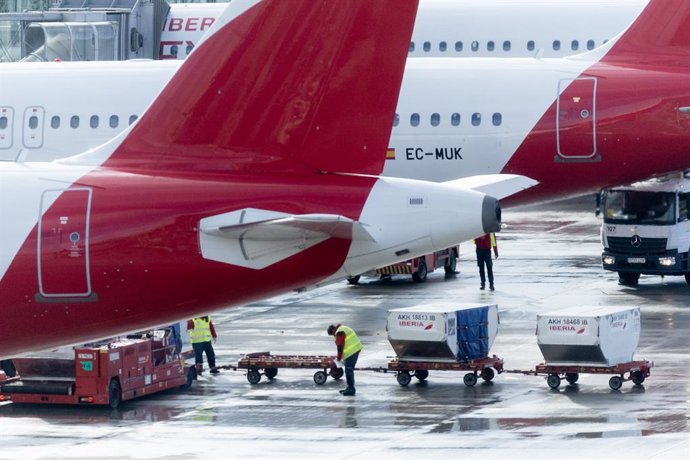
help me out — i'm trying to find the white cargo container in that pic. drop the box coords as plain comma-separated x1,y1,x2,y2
537,306,641,366
387,304,498,362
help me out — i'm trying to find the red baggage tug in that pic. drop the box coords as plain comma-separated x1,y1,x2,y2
0,328,196,409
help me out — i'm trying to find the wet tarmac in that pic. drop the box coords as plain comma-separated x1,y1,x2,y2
1,197,688,459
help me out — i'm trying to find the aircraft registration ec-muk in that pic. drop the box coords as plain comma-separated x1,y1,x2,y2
0,0,534,359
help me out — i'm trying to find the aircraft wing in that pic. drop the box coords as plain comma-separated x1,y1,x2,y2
443,174,538,200
199,209,374,270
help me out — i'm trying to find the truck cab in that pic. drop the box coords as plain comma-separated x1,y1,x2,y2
600,174,690,285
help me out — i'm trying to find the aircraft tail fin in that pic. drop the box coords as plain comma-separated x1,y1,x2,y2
100,0,418,176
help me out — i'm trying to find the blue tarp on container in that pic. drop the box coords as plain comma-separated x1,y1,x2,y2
456,306,489,361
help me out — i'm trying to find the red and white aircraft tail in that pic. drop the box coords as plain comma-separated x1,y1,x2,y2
1,0,524,358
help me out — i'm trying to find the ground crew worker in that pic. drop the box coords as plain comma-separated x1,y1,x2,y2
327,323,363,396
187,316,219,374
474,232,498,290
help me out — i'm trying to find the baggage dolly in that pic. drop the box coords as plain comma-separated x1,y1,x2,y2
387,355,504,387
528,360,654,390
236,352,343,385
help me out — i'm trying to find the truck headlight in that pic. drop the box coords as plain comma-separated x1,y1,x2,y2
659,256,676,266
602,255,615,265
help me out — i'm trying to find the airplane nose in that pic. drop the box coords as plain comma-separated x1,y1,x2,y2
482,195,501,233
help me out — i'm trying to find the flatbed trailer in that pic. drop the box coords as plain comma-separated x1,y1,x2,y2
385,355,505,387
234,352,344,385
505,360,654,390
0,328,196,408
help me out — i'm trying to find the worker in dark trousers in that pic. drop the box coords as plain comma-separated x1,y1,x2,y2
187,316,219,374
327,324,363,396
474,232,498,290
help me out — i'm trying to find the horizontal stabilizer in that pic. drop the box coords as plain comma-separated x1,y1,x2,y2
199,209,374,269
444,174,538,200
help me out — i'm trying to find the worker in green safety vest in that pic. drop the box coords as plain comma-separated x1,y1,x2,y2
327,324,363,396
187,316,219,374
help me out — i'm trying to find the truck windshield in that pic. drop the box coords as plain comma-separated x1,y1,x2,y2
603,191,676,225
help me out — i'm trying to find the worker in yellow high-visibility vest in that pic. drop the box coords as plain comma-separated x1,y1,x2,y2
327,324,363,396
187,316,219,374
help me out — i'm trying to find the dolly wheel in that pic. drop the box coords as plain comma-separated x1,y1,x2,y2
463,373,478,387
247,369,261,385
264,368,278,380
609,376,623,391
313,370,328,385
396,371,412,386
631,370,645,386
415,369,429,382
565,373,579,384
546,374,561,389
108,379,122,409
330,367,344,380
181,366,197,390
480,368,495,382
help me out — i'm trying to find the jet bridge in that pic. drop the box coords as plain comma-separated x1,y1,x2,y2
0,0,169,62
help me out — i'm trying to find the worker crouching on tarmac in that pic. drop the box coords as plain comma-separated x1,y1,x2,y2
187,316,219,374
327,324,363,396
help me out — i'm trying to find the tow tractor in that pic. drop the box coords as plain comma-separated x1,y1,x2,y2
348,246,459,284
0,326,196,409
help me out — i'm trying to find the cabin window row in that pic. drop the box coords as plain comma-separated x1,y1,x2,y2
49,115,139,130
394,112,503,128
409,39,601,53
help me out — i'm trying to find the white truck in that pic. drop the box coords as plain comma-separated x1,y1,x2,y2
600,174,690,285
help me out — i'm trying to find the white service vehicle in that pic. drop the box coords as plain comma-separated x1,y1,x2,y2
600,174,690,285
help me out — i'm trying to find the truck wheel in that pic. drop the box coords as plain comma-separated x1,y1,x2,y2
412,259,428,283
347,276,360,285
609,376,623,391
181,366,196,390
264,368,278,380
631,370,645,386
565,373,579,384
546,374,561,389
414,369,429,381
618,272,640,286
313,370,328,385
444,250,457,274
247,369,261,384
463,373,478,387
480,367,495,382
330,367,344,380
396,371,412,386
108,379,122,409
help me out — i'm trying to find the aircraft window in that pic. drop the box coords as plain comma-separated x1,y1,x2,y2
553,40,561,51
110,115,119,128
430,113,440,127
451,113,460,126
439,41,447,52
129,115,138,125
90,115,99,129
603,39,609,44
393,113,399,127
70,116,79,129
50,116,60,129
471,41,479,52
571,40,579,51
0,116,7,130
423,41,431,52
455,41,463,52
487,41,495,52
492,113,502,126
503,41,511,52
472,113,481,126
409,42,415,53
28,116,38,129
587,39,595,50
527,40,535,51
410,113,420,127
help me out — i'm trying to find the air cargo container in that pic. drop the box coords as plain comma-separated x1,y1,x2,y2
537,306,641,367
387,304,498,362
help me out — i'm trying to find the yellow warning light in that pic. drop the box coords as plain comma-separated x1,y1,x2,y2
572,96,581,103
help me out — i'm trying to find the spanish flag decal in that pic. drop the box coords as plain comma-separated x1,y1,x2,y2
386,148,396,160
